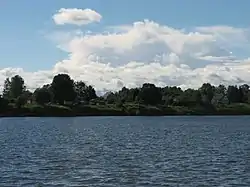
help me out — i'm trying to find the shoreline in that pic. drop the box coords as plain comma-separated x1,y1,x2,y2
1,103,250,118
1,112,250,118
1,114,250,118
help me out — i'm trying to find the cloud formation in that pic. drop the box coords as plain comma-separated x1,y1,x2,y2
1,10,250,94
53,8,102,26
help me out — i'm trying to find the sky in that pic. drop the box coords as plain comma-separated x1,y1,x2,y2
1,0,250,93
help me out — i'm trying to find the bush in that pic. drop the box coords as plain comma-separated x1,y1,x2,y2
16,95,27,108
0,97,9,112
34,88,52,105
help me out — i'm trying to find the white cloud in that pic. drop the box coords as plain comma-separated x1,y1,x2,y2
196,26,245,34
1,19,250,94
53,8,102,26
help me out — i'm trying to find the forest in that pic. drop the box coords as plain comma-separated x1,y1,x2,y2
1,73,250,116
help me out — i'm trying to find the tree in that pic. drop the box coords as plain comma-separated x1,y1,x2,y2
128,88,140,102
199,83,215,104
212,85,228,105
9,75,26,99
178,89,202,106
117,87,130,102
239,84,249,103
161,86,183,105
51,74,76,105
227,85,241,104
105,92,117,104
85,85,97,101
74,81,97,103
16,95,27,108
2,78,11,99
74,81,87,102
0,96,9,112
138,83,162,105
22,90,33,101
34,88,52,105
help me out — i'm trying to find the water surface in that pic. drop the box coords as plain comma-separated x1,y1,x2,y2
0,116,249,186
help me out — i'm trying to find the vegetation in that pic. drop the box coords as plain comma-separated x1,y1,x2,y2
1,73,250,117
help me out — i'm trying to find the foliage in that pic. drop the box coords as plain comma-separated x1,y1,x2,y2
51,74,76,104
16,95,27,108
177,89,202,106
74,81,97,103
138,83,162,105
3,75,26,100
0,96,9,111
161,86,183,105
199,83,215,104
227,85,241,104
34,87,52,105
1,73,250,116
2,78,11,99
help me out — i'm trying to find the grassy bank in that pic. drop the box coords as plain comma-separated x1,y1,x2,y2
1,103,250,117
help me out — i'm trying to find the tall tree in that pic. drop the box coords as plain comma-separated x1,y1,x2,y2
51,74,76,105
74,81,97,102
10,75,26,99
212,85,228,105
227,85,241,104
138,83,162,105
85,85,97,102
199,83,215,104
239,84,249,103
2,78,11,99
74,81,87,102
3,75,26,100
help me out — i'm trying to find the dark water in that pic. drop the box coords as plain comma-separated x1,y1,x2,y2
0,116,249,187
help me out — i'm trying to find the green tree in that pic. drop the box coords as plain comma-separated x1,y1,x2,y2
74,81,97,103
138,83,162,105
84,85,97,102
34,88,52,105
161,86,183,105
2,78,11,99
0,96,9,112
116,87,140,103
105,92,117,104
9,75,26,99
16,95,27,108
128,88,140,102
117,87,130,103
74,81,87,102
199,83,215,104
178,89,202,106
51,74,76,105
23,90,33,101
227,85,240,104
212,85,228,105
239,84,249,103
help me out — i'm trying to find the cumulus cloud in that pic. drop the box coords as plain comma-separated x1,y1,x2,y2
53,8,102,26
1,18,250,94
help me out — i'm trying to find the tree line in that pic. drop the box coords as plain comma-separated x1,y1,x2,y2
0,73,250,111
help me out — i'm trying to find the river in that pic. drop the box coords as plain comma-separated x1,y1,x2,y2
0,116,249,186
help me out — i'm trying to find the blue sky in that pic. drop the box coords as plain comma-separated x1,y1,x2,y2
1,0,250,91
1,0,249,70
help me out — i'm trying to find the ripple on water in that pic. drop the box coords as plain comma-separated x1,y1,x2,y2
0,116,249,186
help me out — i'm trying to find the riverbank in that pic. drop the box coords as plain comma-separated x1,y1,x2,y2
1,103,250,117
